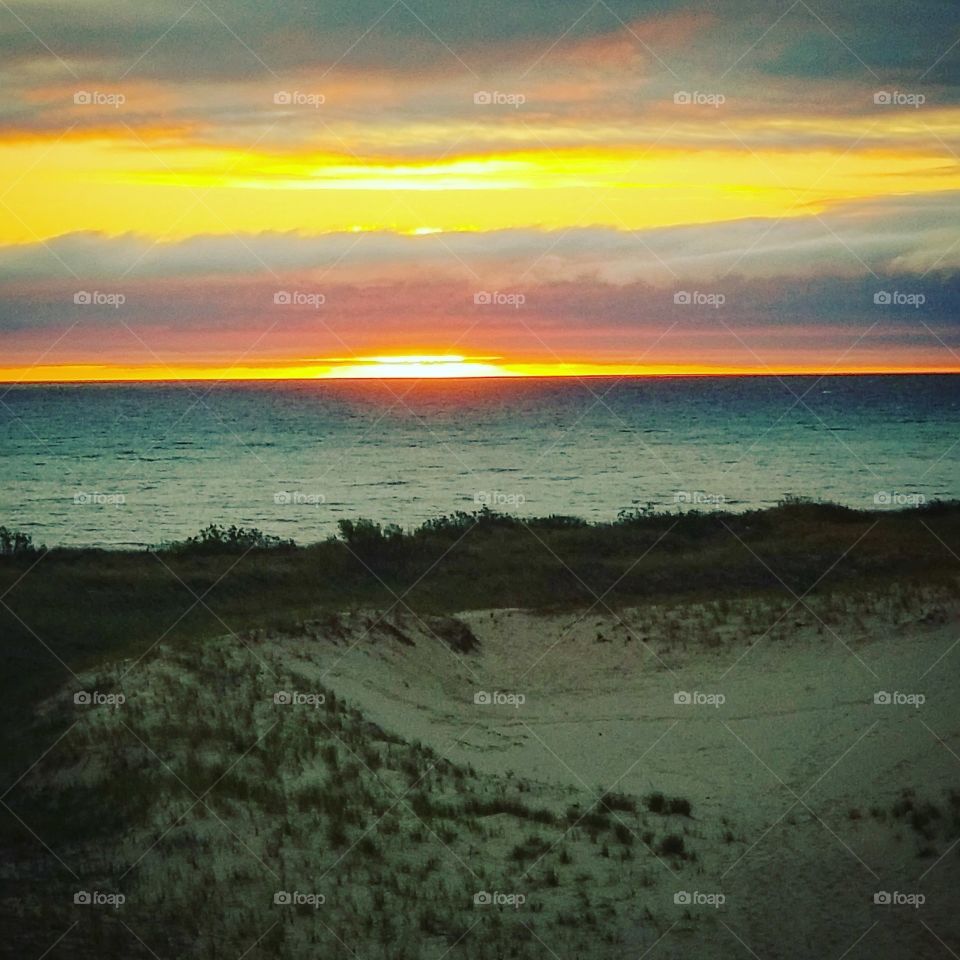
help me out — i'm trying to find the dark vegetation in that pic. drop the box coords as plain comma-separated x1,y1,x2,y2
2,638,696,958
872,787,960,856
1,500,958,800
1,501,957,956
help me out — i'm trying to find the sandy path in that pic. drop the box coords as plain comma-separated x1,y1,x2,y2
298,601,960,958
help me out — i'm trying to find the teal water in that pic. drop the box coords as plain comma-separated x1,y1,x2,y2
1,374,957,546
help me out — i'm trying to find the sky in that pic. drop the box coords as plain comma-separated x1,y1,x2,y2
0,0,958,380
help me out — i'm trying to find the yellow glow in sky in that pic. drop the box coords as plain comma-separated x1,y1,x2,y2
2,136,960,243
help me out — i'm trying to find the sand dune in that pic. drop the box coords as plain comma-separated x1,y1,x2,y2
16,589,960,959
307,596,960,957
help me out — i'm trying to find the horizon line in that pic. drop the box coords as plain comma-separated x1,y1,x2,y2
2,367,959,385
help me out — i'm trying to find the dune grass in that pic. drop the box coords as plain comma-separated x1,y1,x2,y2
1,500,957,839
4,630,703,959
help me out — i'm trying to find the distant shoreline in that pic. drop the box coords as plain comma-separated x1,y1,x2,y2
3,498,959,554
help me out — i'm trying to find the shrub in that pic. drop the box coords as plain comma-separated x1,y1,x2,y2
337,518,404,561
326,820,348,847
598,791,636,814
0,527,38,556
658,834,686,857
645,792,666,814
510,836,551,862
356,835,381,859
165,523,290,554
613,823,634,845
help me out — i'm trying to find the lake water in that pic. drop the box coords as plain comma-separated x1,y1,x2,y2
1,374,957,546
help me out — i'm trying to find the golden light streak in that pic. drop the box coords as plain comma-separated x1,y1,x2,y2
1,359,957,383
3,136,960,242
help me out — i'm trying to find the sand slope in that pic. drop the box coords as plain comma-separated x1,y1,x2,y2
12,592,960,959
314,596,960,958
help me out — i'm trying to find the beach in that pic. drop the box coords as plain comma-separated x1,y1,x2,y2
5,564,957,959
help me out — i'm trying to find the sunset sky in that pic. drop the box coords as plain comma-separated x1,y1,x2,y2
0,0,958,379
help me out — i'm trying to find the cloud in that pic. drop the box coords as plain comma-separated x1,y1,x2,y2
0,271,956,373
1,1,958,153
0,194,956,371
1,192,958,286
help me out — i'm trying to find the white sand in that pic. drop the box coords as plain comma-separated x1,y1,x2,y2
301,596,960,958
43,591,960,958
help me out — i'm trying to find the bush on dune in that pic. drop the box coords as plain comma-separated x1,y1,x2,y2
0,526,40,556
163,523,293,555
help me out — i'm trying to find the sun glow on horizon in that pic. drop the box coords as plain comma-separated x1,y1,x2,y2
322,355,515,379
0,357,958,384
